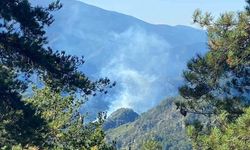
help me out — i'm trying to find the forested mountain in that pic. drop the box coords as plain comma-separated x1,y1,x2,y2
105,97,192,150
103,108,139,131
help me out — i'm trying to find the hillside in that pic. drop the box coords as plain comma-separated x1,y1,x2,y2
105,97,192,150
103,108,139,131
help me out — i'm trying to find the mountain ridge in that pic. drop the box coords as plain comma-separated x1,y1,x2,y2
103,108,139,131
105,97,192,150
35,0,207,116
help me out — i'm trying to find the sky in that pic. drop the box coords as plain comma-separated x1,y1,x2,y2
78,0,246,26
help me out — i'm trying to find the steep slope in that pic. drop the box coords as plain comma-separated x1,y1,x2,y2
105,97,192,150
34,0,207,115
103,108,139,131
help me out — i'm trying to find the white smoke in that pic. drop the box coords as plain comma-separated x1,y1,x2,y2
99,27,180,114
38,0,206,117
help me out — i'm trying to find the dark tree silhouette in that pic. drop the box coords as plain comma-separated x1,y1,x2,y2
0,0,114,147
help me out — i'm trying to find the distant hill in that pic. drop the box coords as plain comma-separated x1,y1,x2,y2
103,108,139,131
105,97,192,150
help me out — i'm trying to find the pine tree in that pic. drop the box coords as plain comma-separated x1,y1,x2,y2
0,0,114,148
177,1,250,149
25,87,115,149
186,107,250,150
0,65,47,147
177,2,250,119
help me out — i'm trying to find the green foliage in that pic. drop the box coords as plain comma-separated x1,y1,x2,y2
187,107,250,150
0,65,47,147
178,2,250,150
0,0,113,148
25,87,114,149
106,97,192,150
178,1,250,118
141,139,162,150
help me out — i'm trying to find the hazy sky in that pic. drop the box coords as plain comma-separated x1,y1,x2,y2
78,0,246,26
